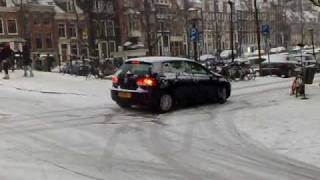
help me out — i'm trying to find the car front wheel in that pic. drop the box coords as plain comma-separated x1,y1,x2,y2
218,87,227,104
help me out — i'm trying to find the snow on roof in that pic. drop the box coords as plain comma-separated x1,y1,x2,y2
36,0,83,14
126,56,192,63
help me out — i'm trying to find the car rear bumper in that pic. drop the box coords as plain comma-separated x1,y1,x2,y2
111,87,157,106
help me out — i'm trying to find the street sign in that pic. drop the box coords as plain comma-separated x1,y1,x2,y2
261,24,270,36
190,28,199,42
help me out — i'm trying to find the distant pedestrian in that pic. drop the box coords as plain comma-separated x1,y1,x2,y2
0,43,14,79
46,54,54,72
22,43,33,77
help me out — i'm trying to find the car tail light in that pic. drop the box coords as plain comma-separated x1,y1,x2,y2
112,76,118,84
136,77,157,87
131,60,140,64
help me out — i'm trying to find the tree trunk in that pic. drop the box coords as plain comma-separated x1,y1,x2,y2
253,0,262,60
144,0,152,55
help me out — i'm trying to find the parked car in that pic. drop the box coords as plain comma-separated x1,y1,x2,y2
199,54,225,72
289,53,317,67
61,60,90,76
111,57,231,113
220,50,237,60
260,54,299,78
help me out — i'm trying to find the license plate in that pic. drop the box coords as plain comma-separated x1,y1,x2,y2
118,92,132,98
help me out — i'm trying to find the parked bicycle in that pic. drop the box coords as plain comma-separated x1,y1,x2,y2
220,62,256,81
86,59,117,79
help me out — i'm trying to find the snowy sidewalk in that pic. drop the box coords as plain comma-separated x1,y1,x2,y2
0,70,111,97
0,70,114,110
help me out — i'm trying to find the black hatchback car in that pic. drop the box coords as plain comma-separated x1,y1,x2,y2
111,57,231,113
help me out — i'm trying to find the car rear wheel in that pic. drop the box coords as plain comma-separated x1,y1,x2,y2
157,93,174,113
218,87,227,104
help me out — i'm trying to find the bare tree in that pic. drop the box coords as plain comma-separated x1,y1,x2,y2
254,0,262,60
76,0,95,57
143,0,152,55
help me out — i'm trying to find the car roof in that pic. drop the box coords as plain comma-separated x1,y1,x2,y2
126,56,193,63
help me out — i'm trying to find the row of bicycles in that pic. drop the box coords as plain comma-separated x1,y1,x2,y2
204,61,257,81
61,59,121,79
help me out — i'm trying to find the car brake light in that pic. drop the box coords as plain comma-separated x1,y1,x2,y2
112,76,118,84
136,77,157,87
131,60,140,64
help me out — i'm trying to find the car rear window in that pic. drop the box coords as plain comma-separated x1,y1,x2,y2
116,61,152,76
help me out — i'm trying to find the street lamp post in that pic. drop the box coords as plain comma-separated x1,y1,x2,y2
228,0,234,62
188,7,203,61
309,28,316,59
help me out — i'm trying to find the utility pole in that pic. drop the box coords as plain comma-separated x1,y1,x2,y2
228,0,234,62
184,0,190,58
309,28,316,59
159,22,164,56
192,23,198,61
144,0,152,55
254,0,262,61
299,0,304,45
200,9,205,55
213,0,220,57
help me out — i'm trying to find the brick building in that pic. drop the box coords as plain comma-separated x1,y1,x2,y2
54,0,87,62
22,3,57,59
0,2,23,51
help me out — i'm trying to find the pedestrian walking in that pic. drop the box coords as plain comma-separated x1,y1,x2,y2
46,54,54,72
22,43,34,77
0,43,14,79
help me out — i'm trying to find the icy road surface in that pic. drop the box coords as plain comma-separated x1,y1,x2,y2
0,71,320,180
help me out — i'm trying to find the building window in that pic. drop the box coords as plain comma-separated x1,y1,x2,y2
46,34,53,48
66,1,75,12
0,19,3,34
35,35,42,49
109,41,116,53
58,24,66,37
0,0,6,6
33,17,40,25
71,44,78,56
7,19,17,34
69,23,77,38
106,20,115,37
106,1,114,13
43,18,50,25
93,21,103,38
94,0,104,12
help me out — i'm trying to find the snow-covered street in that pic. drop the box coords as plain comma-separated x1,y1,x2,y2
1,70,320,180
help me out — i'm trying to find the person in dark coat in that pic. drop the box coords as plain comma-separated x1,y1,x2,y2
1,43,14,79
22,43,34,77
46,54,55,72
